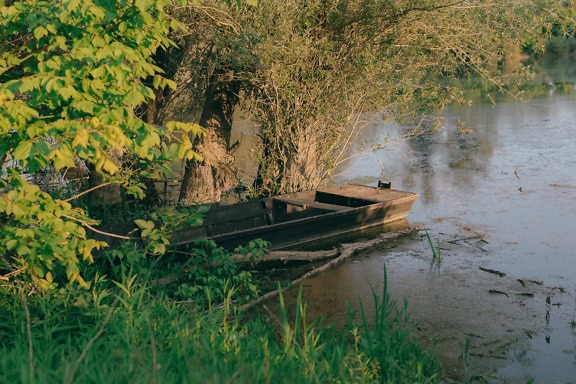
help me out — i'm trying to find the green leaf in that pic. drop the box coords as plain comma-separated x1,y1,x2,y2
34,139,51,155
99,157,119,174
58,85,78,100
134,219,154,231
12,141,33,161
74,100,96,114
52,147,76,170
137,131,160,155
135,0,149,11
34,26,48,40
6,239,18,251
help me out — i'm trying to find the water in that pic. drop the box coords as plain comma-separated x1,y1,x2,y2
299,91,576,382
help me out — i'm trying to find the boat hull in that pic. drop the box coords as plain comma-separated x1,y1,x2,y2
173,184,418,251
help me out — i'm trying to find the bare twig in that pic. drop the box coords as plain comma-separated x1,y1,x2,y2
1,267,25,280
63,182,115,202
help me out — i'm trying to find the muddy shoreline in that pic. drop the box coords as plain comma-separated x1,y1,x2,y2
381,225,572,383
268,221,575,383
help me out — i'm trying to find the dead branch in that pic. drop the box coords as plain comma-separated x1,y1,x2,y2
231,249,339,264
238,227,415,312
479,267,506,277
60,214,133,240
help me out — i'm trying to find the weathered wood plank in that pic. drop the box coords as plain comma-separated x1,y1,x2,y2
272,196,352,211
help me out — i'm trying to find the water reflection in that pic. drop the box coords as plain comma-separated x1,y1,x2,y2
318,91,576,382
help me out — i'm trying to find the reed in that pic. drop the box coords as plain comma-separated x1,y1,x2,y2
425,230,442,265
0,255,442,383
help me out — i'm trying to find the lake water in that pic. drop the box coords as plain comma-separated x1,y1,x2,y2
286,89,576,382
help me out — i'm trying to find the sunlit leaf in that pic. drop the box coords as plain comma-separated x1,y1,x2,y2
34,26,48,40
12,141,33,161
134,219,155,231
100,157,119,174
52,147,76,170
6,239,18,251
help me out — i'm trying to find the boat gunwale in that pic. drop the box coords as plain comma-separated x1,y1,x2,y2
175,190,418,246
172,185,419,250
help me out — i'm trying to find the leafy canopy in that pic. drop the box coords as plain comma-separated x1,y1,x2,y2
0,0,203,288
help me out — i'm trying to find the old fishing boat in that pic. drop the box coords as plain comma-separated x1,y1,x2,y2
173,183,418,251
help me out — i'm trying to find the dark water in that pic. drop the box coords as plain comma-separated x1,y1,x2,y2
229,67,576,380
310,90,576,382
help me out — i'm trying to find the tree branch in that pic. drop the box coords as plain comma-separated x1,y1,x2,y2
238,227,417,312
337,0,467,31
63,181,115,202
60,214,134,240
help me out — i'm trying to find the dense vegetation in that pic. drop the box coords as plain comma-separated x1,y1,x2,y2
1,0,574,382
1,246,442,383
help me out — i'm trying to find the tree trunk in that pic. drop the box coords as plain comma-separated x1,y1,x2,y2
178,70,240,204
85,155,123,208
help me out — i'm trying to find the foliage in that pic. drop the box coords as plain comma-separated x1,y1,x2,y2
92,233,265,308
237,0,565,194
168,239,264,305
0,0,204,287
355,268,440,383
0,263,442,383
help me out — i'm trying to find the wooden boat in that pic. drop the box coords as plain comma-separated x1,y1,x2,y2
173,183,418,251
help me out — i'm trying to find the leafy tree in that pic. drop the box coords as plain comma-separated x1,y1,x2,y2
143,2,260,203
241,0,563,194
0,0,203,287
129,0,565,198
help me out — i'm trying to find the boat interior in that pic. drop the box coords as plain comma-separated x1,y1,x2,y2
203,190,376,236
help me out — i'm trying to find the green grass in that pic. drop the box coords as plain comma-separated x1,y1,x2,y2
0,249,443,383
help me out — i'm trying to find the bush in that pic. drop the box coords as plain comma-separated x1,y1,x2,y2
0,262,442,383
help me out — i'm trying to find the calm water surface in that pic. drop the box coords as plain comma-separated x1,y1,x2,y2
320,91,576,382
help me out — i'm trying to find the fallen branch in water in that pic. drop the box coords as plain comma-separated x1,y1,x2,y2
238,227,417,312
231,248,339,264
479,266,506,277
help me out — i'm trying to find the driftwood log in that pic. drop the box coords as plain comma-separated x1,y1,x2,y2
230,248,339,264
238,226,418,312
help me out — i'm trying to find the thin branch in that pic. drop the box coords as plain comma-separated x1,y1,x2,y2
337,0,466,30
61,214,133,240
1,267,25,280
63,182,115,202
193,5,241,35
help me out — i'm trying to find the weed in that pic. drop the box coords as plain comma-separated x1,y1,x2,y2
462,338,471,380
425,230,442,265
570,287,576,328
0,258,443,383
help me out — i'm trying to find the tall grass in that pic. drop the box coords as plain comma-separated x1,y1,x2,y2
0,253,442,383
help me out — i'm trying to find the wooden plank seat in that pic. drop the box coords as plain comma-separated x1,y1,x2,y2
273,196,352,212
